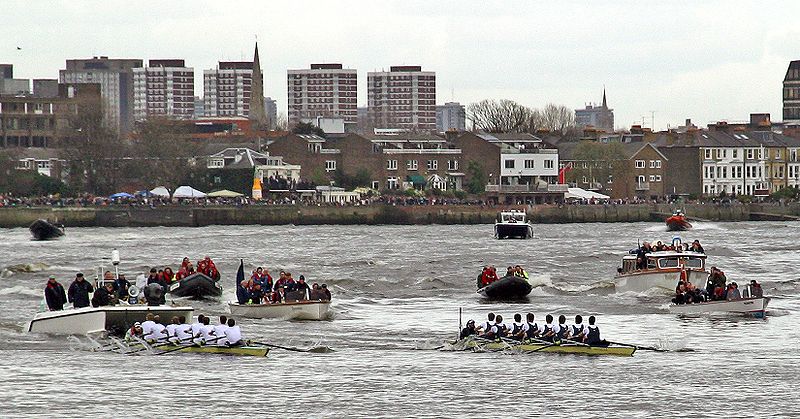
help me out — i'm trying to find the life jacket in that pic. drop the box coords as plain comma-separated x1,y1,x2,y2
587,326,601,344
571,324,584,337
510,322,524,336
493,323,507,339
556,324,568,339
525,322,539,339
481,321,494,332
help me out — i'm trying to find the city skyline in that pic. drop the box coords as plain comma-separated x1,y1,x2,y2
3,0,799,130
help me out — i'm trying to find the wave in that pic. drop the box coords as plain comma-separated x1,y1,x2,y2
0,285,43,298
1,262,50,278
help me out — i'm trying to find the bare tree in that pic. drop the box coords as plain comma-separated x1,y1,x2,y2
539,103,576,134
129,118,192,189
275,112,289,131
467,99,533,133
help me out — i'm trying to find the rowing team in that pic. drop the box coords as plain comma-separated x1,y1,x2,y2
461,312,609,347
125,313,243,347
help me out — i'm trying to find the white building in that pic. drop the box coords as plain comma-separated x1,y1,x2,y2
287,64,357,128
436,102,466,132
203,61,255,117
132,59,194,121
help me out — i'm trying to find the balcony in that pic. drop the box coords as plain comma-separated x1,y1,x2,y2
636,182,650,191
485,184,568,193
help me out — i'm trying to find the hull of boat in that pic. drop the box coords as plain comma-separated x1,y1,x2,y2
614,269,707,293
495,223,532,239
168,273,222,299
477,275,533,299
458,339,635,356
669,297,770,317
28,305,194,335
178,345,269,357
228,301,331,320
29,219,64,240
665,216,692,231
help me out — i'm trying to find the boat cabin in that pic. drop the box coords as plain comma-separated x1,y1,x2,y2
619,251,707,274
497,210,527,224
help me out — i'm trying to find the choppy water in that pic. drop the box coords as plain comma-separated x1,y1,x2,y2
1,222,799,418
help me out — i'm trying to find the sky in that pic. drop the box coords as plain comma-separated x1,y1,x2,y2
3,0,799,130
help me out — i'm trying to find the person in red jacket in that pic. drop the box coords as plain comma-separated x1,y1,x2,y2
479,266,499,287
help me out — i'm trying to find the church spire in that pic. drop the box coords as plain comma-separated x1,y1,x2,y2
248,41,268,128
602,88,607,109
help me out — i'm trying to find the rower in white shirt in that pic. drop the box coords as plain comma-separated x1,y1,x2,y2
199,317,216,345
174,316,193,344
540,314,559,342
568,315,589,343
165,316,181,342
524,313,543,341
213,316,229,346
221,318,243,346
508,313,527,341
150,315,168,343
190,314,205,343
477,312,496,334
140,313,156,339
490,315,508,340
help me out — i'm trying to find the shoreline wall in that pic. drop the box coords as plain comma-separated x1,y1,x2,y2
0,203,798,228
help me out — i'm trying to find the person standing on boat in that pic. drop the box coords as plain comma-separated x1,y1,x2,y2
91,282,117,307
690,240,705,253
749,280,763,298
113,274,130,299
585,316,609,347
296,276,311,300
67,272,93,309
321,284,331,301
44,275,67,311
146,268,168,305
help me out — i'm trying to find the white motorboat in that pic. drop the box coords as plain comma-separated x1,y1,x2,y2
228,300,331,320
668,297,770,318
494,210,533,239
28,304,194,335
614,239,708,293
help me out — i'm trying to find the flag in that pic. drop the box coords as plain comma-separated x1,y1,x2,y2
235,259,247,304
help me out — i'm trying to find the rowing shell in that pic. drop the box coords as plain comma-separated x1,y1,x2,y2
167,345,270,357
456,339,636,357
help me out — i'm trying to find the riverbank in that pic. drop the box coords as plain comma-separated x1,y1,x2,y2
1,203,799,228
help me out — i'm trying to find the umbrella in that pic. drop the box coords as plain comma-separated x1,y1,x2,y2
172,185,207,198
149,186,170,197
109,192,134,199
207,189,244,198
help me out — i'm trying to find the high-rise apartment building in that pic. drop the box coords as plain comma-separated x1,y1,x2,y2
436,102,466,132
265,97,277,129
0,64,31,95
59,56,143,133
367,66,436,131
203,61,255,118
575,89,614,132
132,59,194,121
287,64,357,128
783,60,800,125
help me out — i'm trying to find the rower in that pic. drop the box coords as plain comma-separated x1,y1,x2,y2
125,322,144,342
556,315,569,341
492,315,508,340
140,313,156,338
508,313,526,341
213,316,229,346
190,314,205,344
199,316,216,345
460,320,477,339
478,312,495,334
174,316,193,344
569,315,589,343
524,313,541,341
540,314,558,342
148,315,168,343
586,316,610,347
165,316,181,343
222,318,243,347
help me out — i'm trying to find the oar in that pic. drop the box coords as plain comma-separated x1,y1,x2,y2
606,340,669,352
155,336,224,356
248,340,334,353
561,338,591,347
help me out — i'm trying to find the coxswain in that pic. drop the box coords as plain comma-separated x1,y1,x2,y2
524,313,541,341
460,319,477,339
477,312,495,334
125,322,144,342
174,316,193,344
141,313,156,338
222,318,243,347
44,275,67,311
213,316,229,346
585,316,609,347
191,315,206,345
540,314,558,343
508,313,526,341
67,272,93,308
569,315,589,342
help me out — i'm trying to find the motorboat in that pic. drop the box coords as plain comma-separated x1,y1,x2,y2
494,210,533,239
168,272,223,299
27,304,194,335
668,296,770,318
614,238,708,293
665,210,692,231
29,219,64,240
477,275,533,300
228,300,331,320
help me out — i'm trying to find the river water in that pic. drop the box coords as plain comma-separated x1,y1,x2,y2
0,222,798,418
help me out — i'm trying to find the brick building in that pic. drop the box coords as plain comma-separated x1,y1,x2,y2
287,64,357,129
132,59,194,121
367,66,436,132
203,62,255,117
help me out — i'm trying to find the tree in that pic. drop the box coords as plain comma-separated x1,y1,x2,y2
58,97,125,194
129,118,192,190
539,103,576,134
467,99,533,133
292,121,326,137
334,168,372,190
275,112,289,131
465,160,487,195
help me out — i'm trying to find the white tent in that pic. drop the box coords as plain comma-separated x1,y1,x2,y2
172,185,207,198
149,186,170,197
566,187,610,200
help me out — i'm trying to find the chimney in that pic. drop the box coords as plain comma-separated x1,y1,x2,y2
685,118,692,127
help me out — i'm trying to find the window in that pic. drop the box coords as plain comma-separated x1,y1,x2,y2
524,160,535,169
427,160,438,170
635,160,645,168
36,161,51,169
544,160,554,169
655,175,662,182
649,175,655,182
637,175,645,183
325,160,336,172
776,150,782,160
654,160,662,168
649,160,656,168
208,159,224,168
581,176,588,183
504,160,515,169
704,149,711,159
447,159,458,171
747,149,754,160
732,149,738,159
407,160,418,170
16,160,31,169
387,159,398,170
386,176,399,190
213,176,222,184
371,181,380,190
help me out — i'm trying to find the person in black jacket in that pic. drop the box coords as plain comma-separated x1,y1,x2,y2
91,283,117,307
68,273,93,308
44,275,67,311
146,268,168,305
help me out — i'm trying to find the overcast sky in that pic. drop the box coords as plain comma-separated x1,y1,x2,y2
3,0,799,130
